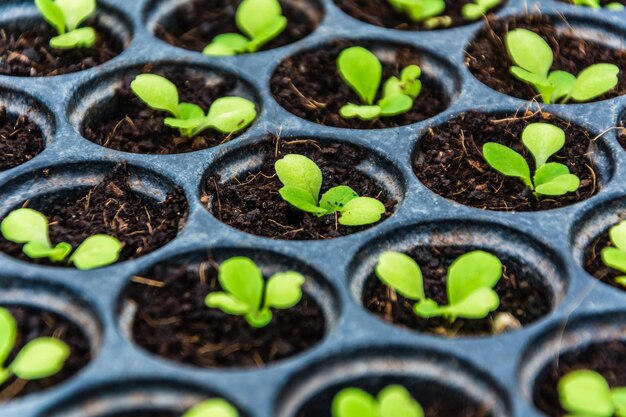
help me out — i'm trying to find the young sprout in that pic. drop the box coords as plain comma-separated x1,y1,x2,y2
337,46,422,121
203,0,287,56
375,250,502,321
34,0,97,49
1,208,122,270
558,370,626,417
274,154,386,226
205,257,305,328
571,0,624,10
482,122,581,198
0,307,70,386
462,0,502,21
600,220,626,287
182,399,238,417
386,0,446,24
506,28,619,103
332,385,424,417
130,74,257,138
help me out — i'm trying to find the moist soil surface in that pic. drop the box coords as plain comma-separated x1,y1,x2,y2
0,108,45,172
534,341,626,417
0,164,187,266
124,256,326,368
270,40,449,129
333,0,505,31
83,67,252,154
363,245,552,336
465,14,626,102
583,226,626,291
0,20,123,77
0,305,91,402
412,111,598,211
204,137,395,240
154,0,320,52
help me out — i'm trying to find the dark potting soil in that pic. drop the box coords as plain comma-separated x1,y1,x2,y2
154,0,320,53
534,341,626,417
583,227,626,291
204,137,395,240
363,245,552,336
270,40,449,129
412,111,598,211
0,164,187,266
0,305,91,402
82,67,251,154
333,0,505,31
0,20,123,77
0,108,45,172
124,256,326,368
465,14,626,102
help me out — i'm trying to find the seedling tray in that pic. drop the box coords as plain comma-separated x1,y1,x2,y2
1,0,626,416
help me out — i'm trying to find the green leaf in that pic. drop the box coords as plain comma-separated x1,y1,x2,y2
558,370,615,417
443,287,500,319
482,142,532,188
0,307,16,366
182,399,239,417
403,0,446,21
23,241,72,262
534,174,580,196
179,103,205,120
601,247,626,274
332,388,378,417
413,298,443,318
55,0,95,31
569,64,619,102
205,292,250,315
533,162,570,187
337,47,382,105
400,65,422,99
35,0,66,35
164,117,205,130
264,272,305,309
1,208,51,247
10,338,70,380
279,186,327,215
506,29,553,77
510,66,553,101
275,154,323,202
462,3,483,20
607,2,625,10
218,257,264,313
50,27,96,49
338,197,385,226
378,94,413,117
383,77,403,98
447,250,502,305
548,70,577,103
339,103,382,120
616,276,626,287
205,97,257,134
247,16,287,51
612,388,626,417
378,385,424,417
203,43,237,56
521,123,565,168
70,235,122,270
130,74,180,118
319,185,358,212
205,33,250,56
245,309,273,328
610,221,626,252
375,251,424,300
236,0,283,39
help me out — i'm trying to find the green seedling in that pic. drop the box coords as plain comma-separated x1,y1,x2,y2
332,385,424,417
130,74,257,138
571,0,624,10
375,250,502,321
203,0,287,56
558,370,626,417
0,307,70,385
205,257,305,328
482,122,581,198
462,0,502,21
35,0,97,49
387,0,446,22
600,220,626,287
1,208,122,270
337,46,422,120
275,154,386,226
182,398,238,417
506,28,619,103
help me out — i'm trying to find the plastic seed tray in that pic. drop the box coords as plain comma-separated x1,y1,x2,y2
1,0,626,416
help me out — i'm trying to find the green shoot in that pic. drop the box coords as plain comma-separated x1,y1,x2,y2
387,0,446,23
182,399,238,417
130,74,257,138
203,0,287,56
482,122,580,198
34,0,97,49
571,0,624,10
558,370,626,417
0,307,70,385
1,208,122,270
274,154,386,226
332,385,424,417
506,28,619,103
337,47,422,121
600,220,626,287
462,0,502,21
205,257,305,328
375,250,502,321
